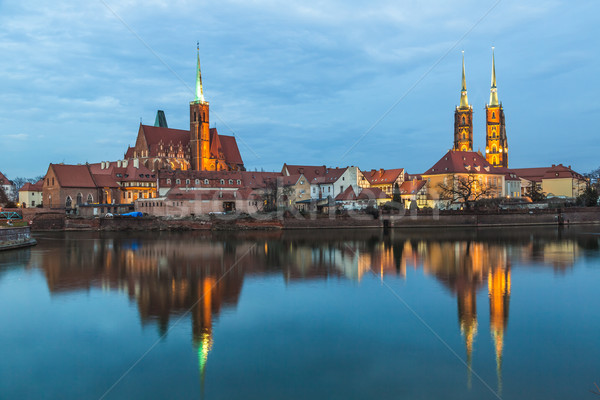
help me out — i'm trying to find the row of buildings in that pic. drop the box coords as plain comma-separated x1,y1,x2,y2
6,48,588,215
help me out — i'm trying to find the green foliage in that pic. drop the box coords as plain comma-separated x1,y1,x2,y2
392,182,401,203
527,184,546,202
576,186,599,207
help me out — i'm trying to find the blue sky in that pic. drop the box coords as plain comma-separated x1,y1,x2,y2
0,0,598,178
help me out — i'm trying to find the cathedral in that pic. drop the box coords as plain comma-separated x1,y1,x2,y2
453,49,508,168
125,47,245,172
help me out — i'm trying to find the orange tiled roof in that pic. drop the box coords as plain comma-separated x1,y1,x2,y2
399,180,426,195
357,187,390,200
335,186,357,201
362,168,404,184
50,164,97,188
424,151,500,175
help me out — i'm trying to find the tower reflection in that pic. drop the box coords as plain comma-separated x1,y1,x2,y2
26,227,595,393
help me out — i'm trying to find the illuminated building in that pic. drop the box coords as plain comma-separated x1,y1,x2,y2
125,45,244,172
485,49,508,168
488,264,511,395
453,52,473,152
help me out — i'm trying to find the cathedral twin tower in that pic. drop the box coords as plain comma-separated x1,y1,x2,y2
453,49,508,168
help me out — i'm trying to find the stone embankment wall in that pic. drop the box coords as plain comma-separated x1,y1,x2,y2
0,226,33,249
24,207,600,231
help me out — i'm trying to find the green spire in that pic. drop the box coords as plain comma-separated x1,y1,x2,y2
195,42,205,103
460,51,469,108
489,47,499,106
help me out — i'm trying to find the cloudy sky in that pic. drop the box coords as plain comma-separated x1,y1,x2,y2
0,0,598,178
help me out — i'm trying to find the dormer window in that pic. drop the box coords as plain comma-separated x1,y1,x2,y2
166,179,171,184
220,179,225,185
176,179,181,184
237,179,241,185
229,179,233,184
195,179,200,185
186,179,190,185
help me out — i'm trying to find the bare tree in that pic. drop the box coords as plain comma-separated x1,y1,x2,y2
437,174,498,210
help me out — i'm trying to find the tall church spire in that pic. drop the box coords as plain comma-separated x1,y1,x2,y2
489,47,499,106
460,51,469,108
195,42,205,103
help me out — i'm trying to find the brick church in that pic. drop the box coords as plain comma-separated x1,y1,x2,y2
125,47,245,172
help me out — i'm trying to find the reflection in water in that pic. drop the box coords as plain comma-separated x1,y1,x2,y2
25,227,600,394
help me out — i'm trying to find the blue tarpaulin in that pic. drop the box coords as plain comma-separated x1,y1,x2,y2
121,212,143,217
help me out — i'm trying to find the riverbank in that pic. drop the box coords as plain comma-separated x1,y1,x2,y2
20,207,600,231
0,226,37,251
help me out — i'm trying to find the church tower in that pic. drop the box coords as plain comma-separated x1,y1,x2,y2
454,52,473,152
190,44,211,171
485,48,508,167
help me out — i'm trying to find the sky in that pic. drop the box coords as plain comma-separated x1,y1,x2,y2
0,0,598,179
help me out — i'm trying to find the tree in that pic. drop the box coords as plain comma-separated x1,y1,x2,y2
0,186,16,208
260,178,293,212
527,184,546,202
392,182,401,203
576,185,598,207
437,174,497,210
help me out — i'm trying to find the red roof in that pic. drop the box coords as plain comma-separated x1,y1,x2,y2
140,125,189,155
335,186,357,201
158,170,282,190
0,171,12,185
282,174,303,186
510,167,548,182
512,164,585,182
219,134,243,166
362,168,405,185
399,180,427,195
424,151,500,175
20,179,43,192
50,164,96,188
358,187,390,200
282,164,327,181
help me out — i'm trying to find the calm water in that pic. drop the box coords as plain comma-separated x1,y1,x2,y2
1,227,599,399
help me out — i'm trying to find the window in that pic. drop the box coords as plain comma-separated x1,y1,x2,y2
237,180,241,185
87,194,93,203
204,179,209,185
76,193,83,205
462,116,466,124
492,112,495,119
220,179,225,185
229,179,233,185
166,179,171,184
176,179,181,184
195,179,200,185
52,177,55,185
186,179,190,185
65,196,72,208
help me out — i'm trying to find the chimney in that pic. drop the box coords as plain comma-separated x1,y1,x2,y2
379,168,384,177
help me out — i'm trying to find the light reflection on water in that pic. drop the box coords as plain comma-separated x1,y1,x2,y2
1,226,599,399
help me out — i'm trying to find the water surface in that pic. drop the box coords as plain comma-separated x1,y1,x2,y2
1,227,599,399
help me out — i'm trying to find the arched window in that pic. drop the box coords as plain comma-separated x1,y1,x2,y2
186,179,190,185
220,179,225,185
228,179,233,184
204,179,209,185
166,178,171,184
76,193,83,205
237,180,241,185
462,116,466,125
492,145,497,153
195,179,200,185
492,112,495,119
176,179,181,184
65,196,72,208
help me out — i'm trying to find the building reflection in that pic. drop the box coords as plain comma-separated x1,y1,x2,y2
25,227,599,392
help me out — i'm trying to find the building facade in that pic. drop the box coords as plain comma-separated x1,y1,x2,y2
485,50,508,168
124,47,244,173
